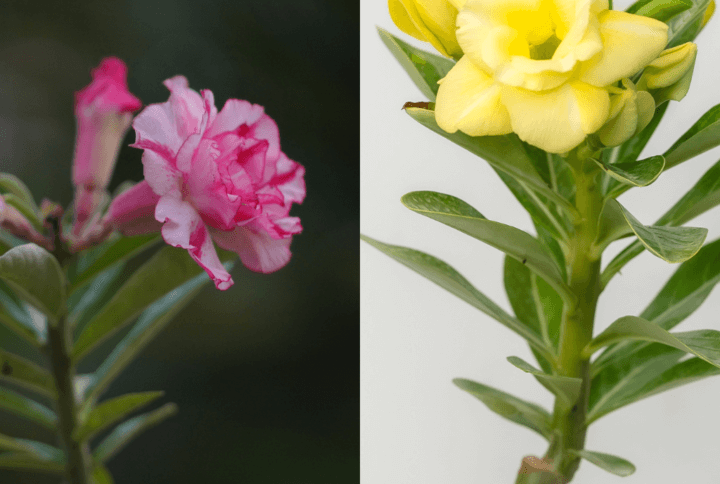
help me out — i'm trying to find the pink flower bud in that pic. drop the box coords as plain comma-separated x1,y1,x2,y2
71,57,142,237
0,196,53,251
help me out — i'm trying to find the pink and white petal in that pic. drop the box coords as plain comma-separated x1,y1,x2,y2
175,133,205,174
162,75,205,138
142,149,182,197
205,99,265,139
199,89,218,133
270,153,306,205
131,103,187,160
187,223,233,290
103,181,163,236
246,114,281,166
155,195,202,249
579,10,668,87
211,226,293,274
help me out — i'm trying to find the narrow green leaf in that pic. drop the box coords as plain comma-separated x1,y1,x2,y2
74,392,165,442
507,356,581,408
665,0,711,48
402,191,574,305
613,200,707,263
584,316,720,371
0,452,64,473
593,155,664,187
93,402,178,463
68,234,161,296
92,463,115,484
634,0,693,21
73,246,235,361
0,173,39,213
593,199,635,255
377,27,454,101
86,264,234,402
663,104,720,171
0,244,66,321
568,450,636,477
0,349,55,397
453,378,553,439
404,107,580,220
0,436,64,473
0,386,56,429
2,194,43,232
361,235,551,357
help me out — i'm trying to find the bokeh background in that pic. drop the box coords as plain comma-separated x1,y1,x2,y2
0,1,359,483
362,1,720,483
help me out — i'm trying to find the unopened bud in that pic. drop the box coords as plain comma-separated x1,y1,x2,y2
388,0,462,58
638,42,697,105
702,0,715,28
0,196,52,251
597,79,656,147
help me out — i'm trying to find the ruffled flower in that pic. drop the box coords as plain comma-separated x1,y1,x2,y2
104,76,305,290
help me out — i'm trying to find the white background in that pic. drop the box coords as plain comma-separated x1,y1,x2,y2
361,2,720,483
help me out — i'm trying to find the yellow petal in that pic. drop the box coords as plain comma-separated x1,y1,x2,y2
388,0,461,58
635,90,656,133
389,0,426,41
435,56,512,136
579,10,668,87
501,81,609,153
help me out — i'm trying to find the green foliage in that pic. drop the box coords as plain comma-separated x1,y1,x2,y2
376,27,454,101
664,104,720,171
507,356,581,409
0,386,57,429
632,0,693,21
453,378,553,439
74,392,165,442
567,449,635,477
665,0,711,47
593,155,664,189
401,191,574,305
0,173,40,213
0,349,55,397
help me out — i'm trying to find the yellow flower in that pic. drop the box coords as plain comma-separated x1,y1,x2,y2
388,0,465,58
435,0,669,153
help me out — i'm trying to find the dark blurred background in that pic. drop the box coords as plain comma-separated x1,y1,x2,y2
0,1,358,483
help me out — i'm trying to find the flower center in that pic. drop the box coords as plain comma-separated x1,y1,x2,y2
529,33,561,61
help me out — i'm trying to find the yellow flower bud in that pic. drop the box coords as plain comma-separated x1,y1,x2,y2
702,0,715,28
638,42,697,104
597,79,656,147
388,0,463,58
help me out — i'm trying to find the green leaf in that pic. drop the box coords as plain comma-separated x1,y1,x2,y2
613,200,706,263
0,452,64,474
74,392,165,442
602,159,720,288
593,155,664,188
67,234,161,296
377,27,454,101
0,244,66,322
0,173,39,213
664,104,720,172
2,194,43,232
92,463,115,484
453,378,553,439
361,235,551,358
0,349,55,397
583,316,720,371
507,356,581,408
401,191,574,305
0,436,64,473
593,199,635,255
73,246,235,361
568,450,636,477
634,0,693,21
69,264,126,332
93,402,178,463
404,107,580,220
0,386,56,429
665,0,711,48
86,264,235,402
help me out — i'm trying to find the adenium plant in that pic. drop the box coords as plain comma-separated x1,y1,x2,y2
0,57,304,483
365,0,719,482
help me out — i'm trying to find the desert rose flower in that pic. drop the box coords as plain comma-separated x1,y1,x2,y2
104,76,305,290
389,0,464,58
71,57,142,239
434,0,669,153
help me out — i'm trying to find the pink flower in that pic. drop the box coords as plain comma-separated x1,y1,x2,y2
104,76,305,290
71,57,142,239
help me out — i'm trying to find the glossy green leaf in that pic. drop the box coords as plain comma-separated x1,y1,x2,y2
593,155,664,187
2,194,43,232
602,159,720,288
361,235,551,357
69,264,125,330
665,0,711,48
593,199,635,255
584,316,720,371
377,27,454,101
93,402,178,463
0,173,39,213
588,343,684,423
453,378,553,439
0,244,66,322
92,464,115,484
0,453,64,473
404,107,580,219
0,349,55,397
568,449,636,477
0,386,56,429
73,246,235,361
613,200,706,263
0,436,64,473
507,356,581,408
634,0,693,21
402,191,574,304
0,278,45,347
86,263,235,402
67,234,161,296
74,391,164,442
664,104,720,171
523,143,576,203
